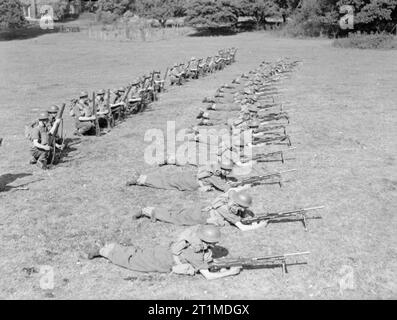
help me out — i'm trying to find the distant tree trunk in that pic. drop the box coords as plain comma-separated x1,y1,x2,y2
159,18,166,28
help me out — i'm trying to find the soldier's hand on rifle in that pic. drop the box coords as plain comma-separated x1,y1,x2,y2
56,143,65,150
43,145,51,151
225,266,242,275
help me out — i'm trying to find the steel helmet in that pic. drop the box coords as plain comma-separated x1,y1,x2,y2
97,89,105,95
118,87,125,92
47,105,59,113
230,190,253,208
197,225,221,243
249,120,260,128
227,118,235,128
219,159,234,171
38,111,49,121
79,91,88,98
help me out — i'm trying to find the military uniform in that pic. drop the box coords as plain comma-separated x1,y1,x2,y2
142,191,244,227
96,226,213,274
134,164,231,192
30,125,50,164
71,97,95,135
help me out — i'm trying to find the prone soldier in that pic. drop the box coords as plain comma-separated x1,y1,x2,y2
126,160,235,192
136,189,267,231
85,225,241,280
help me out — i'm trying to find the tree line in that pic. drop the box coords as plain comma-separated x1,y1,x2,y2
1,0,397,36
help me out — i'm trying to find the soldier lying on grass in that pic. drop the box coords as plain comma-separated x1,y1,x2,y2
135,189,267,231
84,225,241,280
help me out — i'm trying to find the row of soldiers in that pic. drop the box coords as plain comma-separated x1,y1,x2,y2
26,48,237,170
84,58,318,279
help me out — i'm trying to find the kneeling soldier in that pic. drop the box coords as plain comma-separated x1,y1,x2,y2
136,190,267,231
85,225,241,280
30,112,62,169
70,91,95,135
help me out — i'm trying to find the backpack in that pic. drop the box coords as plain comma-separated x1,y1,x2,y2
24,120,38,141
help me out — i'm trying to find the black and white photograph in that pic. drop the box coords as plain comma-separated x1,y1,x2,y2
0,0,396,303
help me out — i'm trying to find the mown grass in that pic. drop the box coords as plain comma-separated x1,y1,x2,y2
0,30,396,299
333,32,397,50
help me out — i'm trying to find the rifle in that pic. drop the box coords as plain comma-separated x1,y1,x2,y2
252,135,292,146
253,124,287,135
243,147,296,164
209,251,310,274
258,112,289,123
242,206,325,231
231,169,296,188
48,103,65,165
92,92,100,136
122,83,133,104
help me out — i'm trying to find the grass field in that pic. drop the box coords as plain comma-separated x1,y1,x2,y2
0,28,396,299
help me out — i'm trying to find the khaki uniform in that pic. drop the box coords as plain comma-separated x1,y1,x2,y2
137,164,231,192
99,226,212,274
71,99,95,134
147,192,242,226
30,126,50,162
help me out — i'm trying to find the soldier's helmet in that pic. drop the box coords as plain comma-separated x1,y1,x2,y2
197,225,221,244
219,159,234,171
48,105,59,113
249,120,260,128
38,111,49,121
202,112,210,119
80,91,88,98
191,57,196,60
118,87,125,93
248,106,258,113
227,118,235,129
230,190,253,208
97,89,105,95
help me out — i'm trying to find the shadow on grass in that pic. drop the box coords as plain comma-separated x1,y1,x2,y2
0,26,59,41
57,137,82,164
188,28,238,37
0,21,82,41
0,173,33,192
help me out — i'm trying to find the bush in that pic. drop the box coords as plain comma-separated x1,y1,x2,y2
282,0,339,37
186,0,238,30
333,32,397,49
0,0,27,29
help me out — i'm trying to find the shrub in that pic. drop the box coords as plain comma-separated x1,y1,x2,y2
186,0,238,30
333,32,397,49
0,0,27,29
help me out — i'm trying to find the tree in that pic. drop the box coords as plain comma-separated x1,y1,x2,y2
0,0,26,29
337,0,397,32
136,0,184,27
186,0,239,30
232,0,281,25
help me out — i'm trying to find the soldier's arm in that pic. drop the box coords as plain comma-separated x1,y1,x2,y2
31,129,50,150
199,267,241,280
49,119,61,135
207,176,231,192
234,220,267,231
33,139,50,151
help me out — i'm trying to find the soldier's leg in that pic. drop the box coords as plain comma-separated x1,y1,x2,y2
142,206,209,226
31,148,49,163
137,171,199,191
99,243,138,270
75,120,94,135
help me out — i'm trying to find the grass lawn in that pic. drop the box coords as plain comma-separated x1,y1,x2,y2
0,29,396,299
